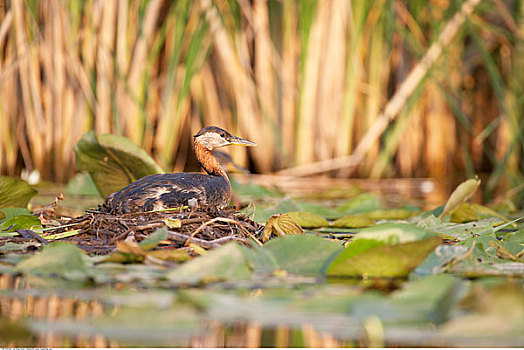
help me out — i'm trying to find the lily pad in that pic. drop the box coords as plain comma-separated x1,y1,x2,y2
0,176,37,209
286,211,329,228
74,131,164,197
326,223,441,277
332,215,375,228
16,242,88,281
0,215,42,232
246,235,344,277
167,243,252,283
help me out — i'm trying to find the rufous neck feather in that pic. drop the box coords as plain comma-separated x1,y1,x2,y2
194,140,225,176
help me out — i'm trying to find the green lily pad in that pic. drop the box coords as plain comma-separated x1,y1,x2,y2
246,235,344,277
167,243,252,283
16,242,88,281
0,176,37,209
74,131,164,197
334,193,383,215
0,215,42,232
362,208,419,221
326,223,441,277
332,215,375,228
286,211,329,228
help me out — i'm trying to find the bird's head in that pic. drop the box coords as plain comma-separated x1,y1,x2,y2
193,126,257,150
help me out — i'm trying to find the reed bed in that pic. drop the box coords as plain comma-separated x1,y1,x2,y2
0,0,523,199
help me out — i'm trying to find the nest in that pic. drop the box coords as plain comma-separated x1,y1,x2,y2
2,204,264,256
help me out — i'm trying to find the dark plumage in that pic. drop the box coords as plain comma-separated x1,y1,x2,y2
102,126,256,214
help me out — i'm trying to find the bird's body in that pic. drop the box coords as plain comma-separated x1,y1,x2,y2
102,126,255,214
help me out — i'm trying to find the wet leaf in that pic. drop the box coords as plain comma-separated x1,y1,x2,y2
246,235,344,276
326,223,441,277
16,242,88,281
74,131,164,197
332,215,375,228
0,176,37,209
262,213,304,242
439,282,524,337
334,193,383,215
286,211,329,228
439,177,480,219
167,243,252,283
362,208,419,221
353,274,464,324
413,244,470,276
0,215,42,232
0,207,31,222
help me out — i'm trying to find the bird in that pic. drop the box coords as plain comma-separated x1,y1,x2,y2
102,126,256,214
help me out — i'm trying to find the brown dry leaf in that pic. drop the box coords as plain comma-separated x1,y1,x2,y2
261,213,304,242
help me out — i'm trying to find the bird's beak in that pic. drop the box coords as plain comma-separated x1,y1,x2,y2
228,135,257,147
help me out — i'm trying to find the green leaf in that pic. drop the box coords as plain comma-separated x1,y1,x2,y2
0,207,31,222
139,227,169,250
353,223,439,244
326,223,441,277
362,208,419,221
249,235,344,277
0,176,37,209
286,211,329,228
16,242,88,281
0,215,42,232
74,131,164,197
167,243,252,283
334,193,383,215
64,172,101,197
326,236,442,278
332,215,375,228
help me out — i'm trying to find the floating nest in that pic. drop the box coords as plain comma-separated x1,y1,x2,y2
2,200,264,256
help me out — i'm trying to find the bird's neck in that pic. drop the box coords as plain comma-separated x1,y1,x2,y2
194,141,226,177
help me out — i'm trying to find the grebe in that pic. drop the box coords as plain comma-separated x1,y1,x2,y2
102,126,256,214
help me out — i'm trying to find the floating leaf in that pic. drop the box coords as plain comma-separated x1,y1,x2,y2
0,215,42,232
245,235,344,276
326,223,441,277
16,242,87,281
0,207,31,222
439,177,480,219
262,213,304,242
334,193,383,215
0,176,37,209
74,131,164,197
332,215,375,228
167,243,252,283
363,208,419,221
439,282,524,337
286,211,329,228
327,236,442,278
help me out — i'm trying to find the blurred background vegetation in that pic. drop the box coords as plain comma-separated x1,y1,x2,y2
0,0,523,200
